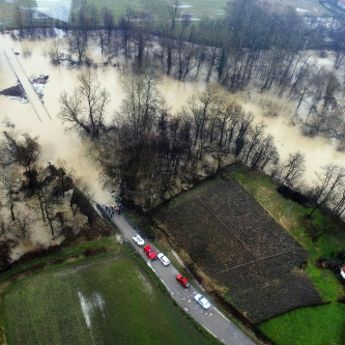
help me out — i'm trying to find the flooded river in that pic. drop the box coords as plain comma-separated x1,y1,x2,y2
0,34,344,205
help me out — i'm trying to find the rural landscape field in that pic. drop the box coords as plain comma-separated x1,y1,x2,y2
1,0,345,345
0,238,219,345
0,0,332,28
149,165,345,344
152,175,321,323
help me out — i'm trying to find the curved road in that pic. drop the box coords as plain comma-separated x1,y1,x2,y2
100,205,257,345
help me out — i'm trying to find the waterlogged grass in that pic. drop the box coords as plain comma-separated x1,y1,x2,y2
259,304,345,345
228,165,345,345
0,236,119,284
73,0,228,20
0,242,219,345
75,0,329,20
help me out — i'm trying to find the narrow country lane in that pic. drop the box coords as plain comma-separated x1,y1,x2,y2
99,205,257,345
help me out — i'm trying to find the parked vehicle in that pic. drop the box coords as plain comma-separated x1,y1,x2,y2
176,273,190,288
194,293,211,310
132,234,145,246
157,253,170,266
143,245,157,260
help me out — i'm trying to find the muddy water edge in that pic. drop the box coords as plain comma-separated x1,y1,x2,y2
0,34,345,203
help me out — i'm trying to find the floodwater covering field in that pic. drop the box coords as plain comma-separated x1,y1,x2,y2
1,33,345,206
0,245,218,345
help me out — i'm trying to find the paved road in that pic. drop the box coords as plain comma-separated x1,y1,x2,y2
100,205,256,345
2,48,51,122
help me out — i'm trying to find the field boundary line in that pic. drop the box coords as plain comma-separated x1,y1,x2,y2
213,250,301,276
198,195,255,260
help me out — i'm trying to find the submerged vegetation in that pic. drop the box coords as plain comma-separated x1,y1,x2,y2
1,0,345,345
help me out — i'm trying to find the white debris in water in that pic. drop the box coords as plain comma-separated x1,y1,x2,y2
296,8,308,13
174,4,192,8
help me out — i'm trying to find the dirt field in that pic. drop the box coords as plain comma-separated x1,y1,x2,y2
152,176,321,324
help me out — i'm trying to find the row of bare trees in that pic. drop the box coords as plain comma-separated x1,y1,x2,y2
58,70,345,237
59,72,309,209
42,1,345,147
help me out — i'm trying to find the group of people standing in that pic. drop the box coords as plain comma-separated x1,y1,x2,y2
105,204,122,217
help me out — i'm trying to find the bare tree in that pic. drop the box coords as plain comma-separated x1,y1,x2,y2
0,165,21,221
164,0,180,75
1,131,40,173
14,211,32,240
118,73,161,144
0,216,10,237
32,167,62,236
68,30,87,64
49,39,64,65
59,72,110,138
244,122,265,164
310,164,345,216
333,186,345,217
281,152,305,186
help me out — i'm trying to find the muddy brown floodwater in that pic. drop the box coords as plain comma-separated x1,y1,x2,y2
0,34,345,207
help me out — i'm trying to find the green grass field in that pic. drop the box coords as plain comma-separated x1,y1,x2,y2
0,0,331,29
259,304,345,345
0,240,218,345
228,165,345,345
74,0,228,20
75,0,329,21
0,0,36,28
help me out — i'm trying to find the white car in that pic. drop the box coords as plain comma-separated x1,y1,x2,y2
132,234,145,246
157,253,170,266
194,293,211,310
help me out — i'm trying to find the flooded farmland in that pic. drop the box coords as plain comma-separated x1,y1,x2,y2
0,33,344,206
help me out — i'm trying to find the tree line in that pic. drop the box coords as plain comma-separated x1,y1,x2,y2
59,71,312,210
31,0,344,148
11,0,345,144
